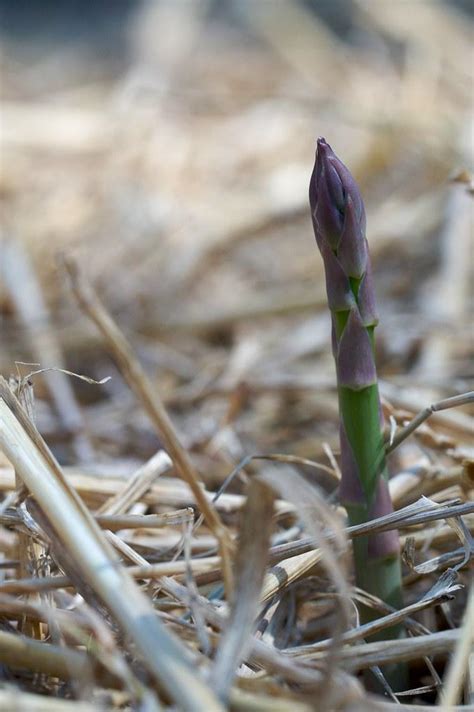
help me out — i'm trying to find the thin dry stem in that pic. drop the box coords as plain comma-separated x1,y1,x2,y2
388,391,474,453
439,581,474,707
63,255,235,597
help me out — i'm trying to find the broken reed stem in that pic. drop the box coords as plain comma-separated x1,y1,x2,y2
96,448,172,516
301,628,460,671
63,255,234,597
0,508,195,531
13,383,43,640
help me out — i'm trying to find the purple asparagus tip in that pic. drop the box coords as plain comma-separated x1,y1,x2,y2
310,138,366,261
309,138,379,337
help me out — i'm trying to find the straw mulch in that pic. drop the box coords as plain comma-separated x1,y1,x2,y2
0,2,473,710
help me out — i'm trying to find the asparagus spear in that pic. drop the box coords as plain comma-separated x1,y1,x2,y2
309,138,403,618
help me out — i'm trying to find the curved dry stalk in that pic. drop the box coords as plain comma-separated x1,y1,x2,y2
63,255,235,597
387,391,474,453
438,580,474,707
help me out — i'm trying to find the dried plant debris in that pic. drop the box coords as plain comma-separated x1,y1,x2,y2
0,1,473,710
0,363,472,710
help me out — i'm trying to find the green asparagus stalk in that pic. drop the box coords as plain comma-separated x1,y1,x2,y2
309,138,404,626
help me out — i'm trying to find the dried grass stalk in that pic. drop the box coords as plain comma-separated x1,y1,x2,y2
439,581,474,706
63,255,234,596
0,628,108,683
96,448,172,515
301,628,461,671
211,477,274,700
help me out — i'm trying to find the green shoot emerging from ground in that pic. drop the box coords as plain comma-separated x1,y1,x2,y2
309,138,404,638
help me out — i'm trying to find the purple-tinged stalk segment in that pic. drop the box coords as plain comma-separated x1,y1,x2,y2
309,138,404,641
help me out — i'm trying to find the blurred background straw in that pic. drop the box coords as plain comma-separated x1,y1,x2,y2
1,0,472,470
